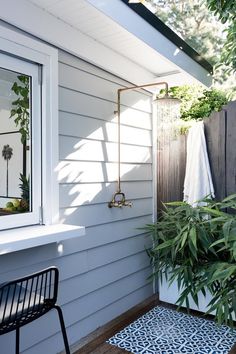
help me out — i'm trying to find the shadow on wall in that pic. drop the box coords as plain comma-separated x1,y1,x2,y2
57,89,154,226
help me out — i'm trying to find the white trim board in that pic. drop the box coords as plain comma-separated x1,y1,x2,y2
0,224,85,254
0,24,59,226
0,0,211,86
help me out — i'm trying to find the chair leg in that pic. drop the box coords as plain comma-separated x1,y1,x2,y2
54,305,70,354
15,327,20,354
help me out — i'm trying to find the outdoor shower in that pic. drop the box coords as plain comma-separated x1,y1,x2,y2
108,81,180,208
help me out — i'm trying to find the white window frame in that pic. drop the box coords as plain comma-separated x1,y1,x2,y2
0,24,58,229
0,54,41,229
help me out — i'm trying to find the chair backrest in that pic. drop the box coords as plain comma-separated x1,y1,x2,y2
0,267,59,332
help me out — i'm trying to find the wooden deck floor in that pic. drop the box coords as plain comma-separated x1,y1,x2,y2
229,344,236,354
76,329,236,354
86,337,236,354
73,295,158,354
73,295,236,354
88,343,127,353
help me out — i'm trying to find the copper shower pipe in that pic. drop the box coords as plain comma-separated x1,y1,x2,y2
108,81,169,208
116,81,169,193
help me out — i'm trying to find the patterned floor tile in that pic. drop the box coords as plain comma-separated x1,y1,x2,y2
107,306,236,353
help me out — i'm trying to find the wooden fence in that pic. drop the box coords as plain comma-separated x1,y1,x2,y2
157,101,236,211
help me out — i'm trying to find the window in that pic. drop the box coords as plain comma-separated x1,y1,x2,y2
0,53,41,230
0,25,58,231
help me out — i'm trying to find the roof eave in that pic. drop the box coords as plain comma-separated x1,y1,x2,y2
86,0,212,86
120,0,213,75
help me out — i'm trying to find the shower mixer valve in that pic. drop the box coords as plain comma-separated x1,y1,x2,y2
108,192,132,208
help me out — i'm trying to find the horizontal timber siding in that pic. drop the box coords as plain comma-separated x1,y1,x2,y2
0,50,153,354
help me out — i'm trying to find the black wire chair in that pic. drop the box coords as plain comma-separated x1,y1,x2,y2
0,266,70,354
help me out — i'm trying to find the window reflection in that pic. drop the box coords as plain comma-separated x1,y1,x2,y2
0,68,31,215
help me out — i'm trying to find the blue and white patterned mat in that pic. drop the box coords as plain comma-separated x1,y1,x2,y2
107,306,236,354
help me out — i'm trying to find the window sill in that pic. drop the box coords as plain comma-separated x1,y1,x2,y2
0,224,85,255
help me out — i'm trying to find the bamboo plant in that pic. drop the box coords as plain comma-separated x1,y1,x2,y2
145,194,236,325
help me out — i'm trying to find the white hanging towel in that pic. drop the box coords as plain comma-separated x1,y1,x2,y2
183,121,215,206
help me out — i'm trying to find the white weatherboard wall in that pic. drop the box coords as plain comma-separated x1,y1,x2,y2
0,50,153,354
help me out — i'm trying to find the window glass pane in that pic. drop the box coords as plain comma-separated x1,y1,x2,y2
0,68,31,216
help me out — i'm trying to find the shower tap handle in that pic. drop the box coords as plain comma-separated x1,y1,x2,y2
108,191,132,208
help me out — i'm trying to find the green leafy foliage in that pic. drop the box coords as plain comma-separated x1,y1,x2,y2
164,86,229,121
144,0,236,98
206,0,235,23
166,85,202,118
145,0,223,66
206,0,236,73
10,75,30,144
19,173,29,203
180,88,228,121
18,174,29,212
145,194,236,325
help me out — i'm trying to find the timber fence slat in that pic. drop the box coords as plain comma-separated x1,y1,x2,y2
157,101,236,211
